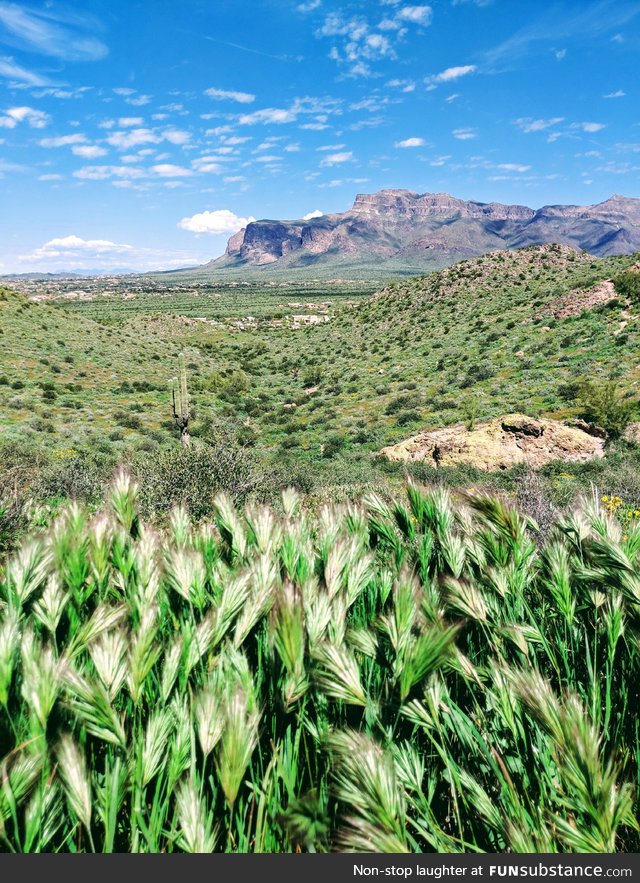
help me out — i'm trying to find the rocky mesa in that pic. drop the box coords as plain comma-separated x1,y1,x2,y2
201,190,640,276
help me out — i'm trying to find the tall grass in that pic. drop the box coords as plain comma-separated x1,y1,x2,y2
0,473,639,853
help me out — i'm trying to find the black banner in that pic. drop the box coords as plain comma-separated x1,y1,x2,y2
0,854,638,882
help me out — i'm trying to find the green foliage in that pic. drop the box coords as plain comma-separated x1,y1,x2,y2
135,433,264,517
0,476,639,852
577,380,635,438
613,269,640,302
462,397,479,431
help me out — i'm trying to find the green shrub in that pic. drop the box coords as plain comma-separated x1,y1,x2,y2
577,380,635,438
135,432,262,517
613,270,640,302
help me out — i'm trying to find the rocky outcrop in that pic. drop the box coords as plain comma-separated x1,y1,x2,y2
380,414,605,471
537,279,618,319
202,190,640,276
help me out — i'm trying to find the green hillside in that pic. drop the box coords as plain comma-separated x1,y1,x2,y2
1,244,639,538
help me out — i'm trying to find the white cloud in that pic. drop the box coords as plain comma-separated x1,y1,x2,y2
205,87,256,104
397,6,432,25
18,234,202,272
73,165,146,180
452,127,477,140
318,7,432,76
386,78,416,92
38,173,63,181
39,133,87,147
604,90,625,98
0,106,49,128
126,95,151,106
178,209,256,235
303,209,324,219
192,155,224,173
496,162,531,172
162,128,191,144
316,143,346,151
44,234,130,251
297,0,321,11
118,116,143,127
320,150,353,165
427,64,476,85
151,163,193,177
72,144,107,158
238,107,297,125
395,137,425,148
106,128,161,148
573,121,606,133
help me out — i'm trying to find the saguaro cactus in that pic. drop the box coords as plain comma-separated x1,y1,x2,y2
170,352,191,447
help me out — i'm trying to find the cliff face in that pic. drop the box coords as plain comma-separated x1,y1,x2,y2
206,190,640,274
350,190,535,222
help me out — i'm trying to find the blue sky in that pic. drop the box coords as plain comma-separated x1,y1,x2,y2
0,0,639,272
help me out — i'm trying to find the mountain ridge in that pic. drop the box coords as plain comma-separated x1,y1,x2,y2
199,190,640,278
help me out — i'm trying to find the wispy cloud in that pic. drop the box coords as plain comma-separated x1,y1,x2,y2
483,1,640,66
604,89,625,98
204,35,292,63
0,56,52,85
571,121,606,133
395,137,426,147
514,116,564,133
320,150,353,165
205,87,256,104
452,127,477,140
39,133,87,147
74,165,146,181
0,3,108,61
386,78,416,92
238,107,297,125
426,64,476,88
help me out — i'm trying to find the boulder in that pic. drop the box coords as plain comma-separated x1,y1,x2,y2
380,413,605,471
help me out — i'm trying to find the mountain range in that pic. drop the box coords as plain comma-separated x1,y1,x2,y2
199,190,640,278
